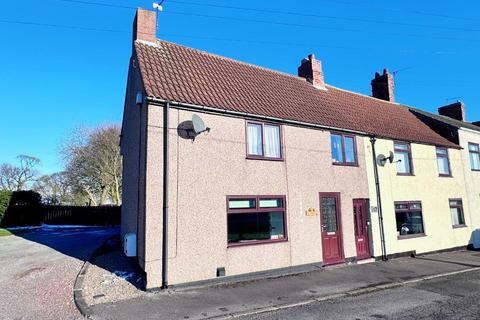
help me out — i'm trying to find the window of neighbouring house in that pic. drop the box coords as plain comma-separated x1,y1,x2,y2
227,196,287,246
436,147,451,176
246,122,282,159
449,199,465,227
395,201,424,237
469,143,480,171
331,133,357,165
394,142,413,175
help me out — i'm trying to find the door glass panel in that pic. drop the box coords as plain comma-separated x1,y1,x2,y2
358,205,363,236
321,197,338,232
353,206,358,236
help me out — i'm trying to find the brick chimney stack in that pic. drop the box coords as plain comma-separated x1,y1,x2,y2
438,101,465,122
371,68,395,102
132,8,157,44
298,54,325,89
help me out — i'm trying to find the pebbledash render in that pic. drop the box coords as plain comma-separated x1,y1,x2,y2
121,8,479,289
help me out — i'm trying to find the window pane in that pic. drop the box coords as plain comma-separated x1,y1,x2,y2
409,203,422,209
229,199,256,209
470,152,480,170
259,198,283,208
450,207,464,226
436,147,448,155
321,197,338,232
345,137,356,163
227,212,285,243
449,200,462,206
264,125,281,158
395,151,411,174
396,211,424,235
247,123,263,156
395,203,409,210
395,143,409,151
437,157,450,175
469,144,479,152
331,134,344,163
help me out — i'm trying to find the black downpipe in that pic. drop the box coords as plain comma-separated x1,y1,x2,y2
162,102,169,289
370,137,388,261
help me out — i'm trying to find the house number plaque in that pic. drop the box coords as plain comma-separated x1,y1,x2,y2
306,208,318,216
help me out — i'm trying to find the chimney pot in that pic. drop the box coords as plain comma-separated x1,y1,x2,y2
371,68,395,102
298,54,325,89
438,101,465,122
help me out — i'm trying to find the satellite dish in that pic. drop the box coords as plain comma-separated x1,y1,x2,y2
191,114,210,140
377,154,387,167
386,151,394,164
376,151,396,167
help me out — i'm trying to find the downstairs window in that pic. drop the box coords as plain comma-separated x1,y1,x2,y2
395,201,425,237
227,196,287,246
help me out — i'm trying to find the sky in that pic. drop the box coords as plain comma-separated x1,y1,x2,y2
1,0,480,174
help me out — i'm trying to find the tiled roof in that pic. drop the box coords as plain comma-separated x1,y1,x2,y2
135,39,459,148
410,108,480,133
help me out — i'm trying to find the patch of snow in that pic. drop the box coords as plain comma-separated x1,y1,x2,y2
6,226,41,231
41,224,106,229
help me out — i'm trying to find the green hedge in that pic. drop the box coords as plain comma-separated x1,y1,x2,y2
0,190,12,225
0,191,42,227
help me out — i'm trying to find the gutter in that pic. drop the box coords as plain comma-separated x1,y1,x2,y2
369,137,387,261
146,97,368,136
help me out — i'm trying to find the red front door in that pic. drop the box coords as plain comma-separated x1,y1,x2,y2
319,193,344,265
353,199,371,260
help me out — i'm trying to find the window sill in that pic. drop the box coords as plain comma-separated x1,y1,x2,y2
471,169,480,172
396,173,415,176
246,156,284,162
439,174,452,178
452,224,467,229
227,238,288,248
332,162,359,167
397,233,426,240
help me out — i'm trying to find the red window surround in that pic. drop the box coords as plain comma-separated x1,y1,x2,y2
331,132,358,166
436,147,452,177
394,142,414,176
245,121,283,161
226,195,288,248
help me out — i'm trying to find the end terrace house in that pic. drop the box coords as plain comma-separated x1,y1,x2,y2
120,8,473,289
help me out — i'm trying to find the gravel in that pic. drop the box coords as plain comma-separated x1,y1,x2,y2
81,249,145,306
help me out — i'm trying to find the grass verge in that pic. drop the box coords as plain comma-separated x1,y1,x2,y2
0,228,12,237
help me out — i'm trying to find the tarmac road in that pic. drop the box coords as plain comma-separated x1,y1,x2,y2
240,269,480,320
0,226,119,320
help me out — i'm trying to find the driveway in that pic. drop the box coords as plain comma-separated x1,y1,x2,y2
0,227,119,320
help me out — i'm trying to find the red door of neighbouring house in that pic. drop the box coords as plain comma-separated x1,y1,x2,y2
319,193,344,265
353,199,370,260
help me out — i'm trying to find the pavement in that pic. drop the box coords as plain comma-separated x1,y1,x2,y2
85,250,480,320
0,226,119,320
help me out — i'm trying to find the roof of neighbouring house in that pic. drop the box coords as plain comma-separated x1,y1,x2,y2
134,39,459,148
409,108,480,133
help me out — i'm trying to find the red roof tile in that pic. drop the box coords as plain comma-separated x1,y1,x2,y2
135,40,458,148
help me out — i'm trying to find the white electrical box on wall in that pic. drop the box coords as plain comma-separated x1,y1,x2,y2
124,233,137,257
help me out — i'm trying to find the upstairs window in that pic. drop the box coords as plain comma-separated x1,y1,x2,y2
469,143,480,171
395,142,413,175
227,196,287,246
395,201,424,237
436,147,451,176
331,133,357,166
246,122,282,160
449,199,465,227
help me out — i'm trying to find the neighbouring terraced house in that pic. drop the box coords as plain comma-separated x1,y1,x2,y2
120,8,480,289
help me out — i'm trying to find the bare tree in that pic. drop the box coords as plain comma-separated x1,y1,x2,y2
61,125,122,205
32,172,73,205
0,155,40,191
